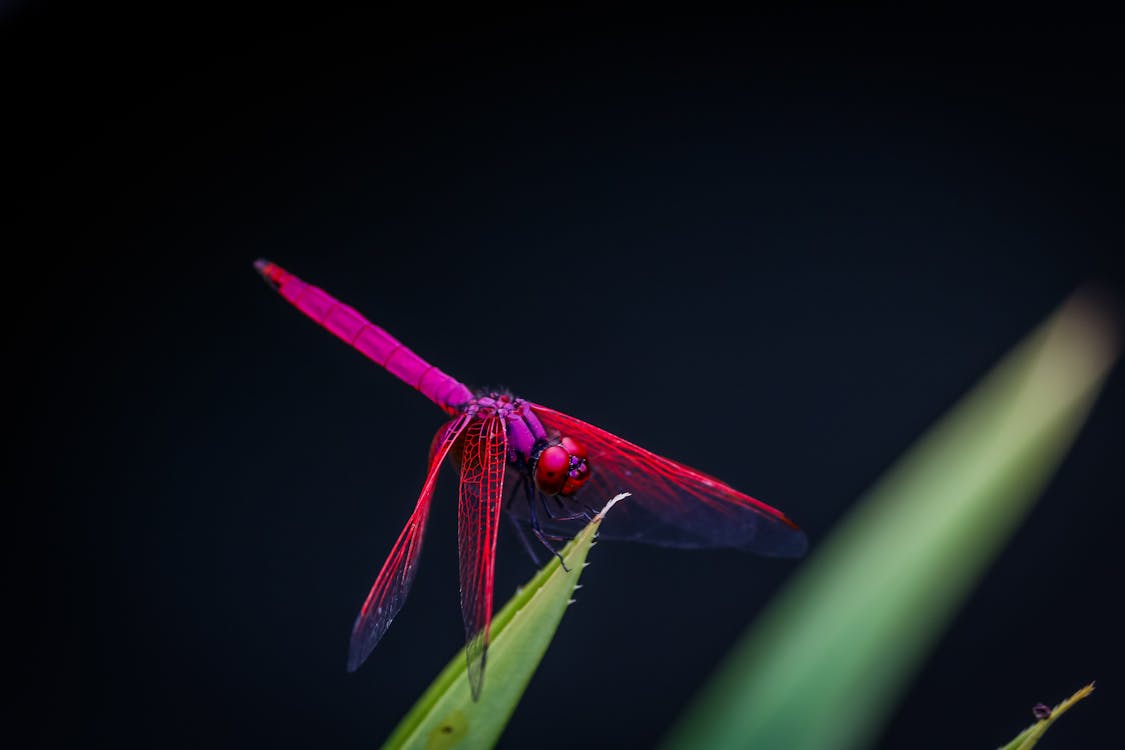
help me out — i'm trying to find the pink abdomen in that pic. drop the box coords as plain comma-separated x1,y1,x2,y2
255,260,473,413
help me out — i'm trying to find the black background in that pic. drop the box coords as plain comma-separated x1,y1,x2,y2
12,5,1125,748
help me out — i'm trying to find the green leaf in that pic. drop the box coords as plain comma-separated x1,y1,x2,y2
997,682,1095,750
663,292,1118,750
381,493,629,750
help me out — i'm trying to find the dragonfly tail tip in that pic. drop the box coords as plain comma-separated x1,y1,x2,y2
253,259,286,288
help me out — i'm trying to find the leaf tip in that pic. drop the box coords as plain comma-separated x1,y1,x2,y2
596,492,630,521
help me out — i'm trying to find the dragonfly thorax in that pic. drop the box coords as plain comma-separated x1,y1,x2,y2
460,391,591,496
464,391,523,419
461,391,545,463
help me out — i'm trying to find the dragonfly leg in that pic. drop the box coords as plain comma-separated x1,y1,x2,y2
504,474,542,566
508,511,541,566
541,495,591,523
559,494,598,522
529,491,570,572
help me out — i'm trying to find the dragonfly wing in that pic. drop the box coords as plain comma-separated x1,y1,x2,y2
527,404,807,557
347,413,472,672
457,415,508,699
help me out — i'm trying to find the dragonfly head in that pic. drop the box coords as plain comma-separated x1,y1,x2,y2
532,436,591,496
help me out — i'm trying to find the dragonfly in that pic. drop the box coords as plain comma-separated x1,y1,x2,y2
255,259,807,698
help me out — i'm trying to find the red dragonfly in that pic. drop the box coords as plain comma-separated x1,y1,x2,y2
255,260,806,698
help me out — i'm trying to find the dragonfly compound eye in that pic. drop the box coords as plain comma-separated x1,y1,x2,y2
533,437,591,496
534,445,571,495
559,436,586,459
558,436,591,496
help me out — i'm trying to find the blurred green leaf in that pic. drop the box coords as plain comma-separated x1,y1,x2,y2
997,682,1094,750
663,292,1118,750
381,493,628,750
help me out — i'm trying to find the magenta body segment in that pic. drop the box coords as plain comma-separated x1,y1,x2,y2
255,260,473,414
463,394,547,460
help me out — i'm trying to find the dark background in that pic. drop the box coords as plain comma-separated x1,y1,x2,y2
11,5,1124,748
